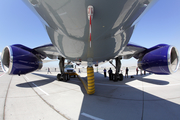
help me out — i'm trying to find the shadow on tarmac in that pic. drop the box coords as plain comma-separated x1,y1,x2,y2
14,71,180,119
91,72,169,85
135,76,169,85
77,72,180,120
16,73,56,88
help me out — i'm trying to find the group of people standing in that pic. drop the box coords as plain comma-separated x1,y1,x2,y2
103,67,148,79
103,67,129,79
103,68,113,79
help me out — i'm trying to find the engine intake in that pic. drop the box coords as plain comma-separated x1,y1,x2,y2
1,45,42,75
138,44,179,75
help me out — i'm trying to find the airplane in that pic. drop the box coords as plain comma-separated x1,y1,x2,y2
1,0,179,94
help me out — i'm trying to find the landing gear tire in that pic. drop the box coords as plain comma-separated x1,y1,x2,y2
57,74,70,81
119,74,123,81
63,74,67,82
114,73,118,82
112,73,123,81
57,74,63,81
63,74,70,82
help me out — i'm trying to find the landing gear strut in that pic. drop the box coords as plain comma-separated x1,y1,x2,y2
57,57,70,81
115,57,123,81
114,57,120,81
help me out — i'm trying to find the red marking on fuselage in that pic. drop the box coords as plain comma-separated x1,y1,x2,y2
89,15,92,42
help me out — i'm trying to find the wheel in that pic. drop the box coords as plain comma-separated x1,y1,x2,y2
114,73,119,82
119,74,123,81
57,74,63,81
63,74,68,82
67,74,70,80
63,74,70,82
112,74,117,82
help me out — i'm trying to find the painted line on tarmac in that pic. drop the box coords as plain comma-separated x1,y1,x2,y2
24,75,30,80
24,75,49,96
81,113,104,120
32,83,49,96
0,73,5,77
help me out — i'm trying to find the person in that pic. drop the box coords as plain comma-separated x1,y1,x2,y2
103,68,107,77
55,68,56,72
108,68,113,80
125,67,129,78
136,67,139,75
47,67,51,74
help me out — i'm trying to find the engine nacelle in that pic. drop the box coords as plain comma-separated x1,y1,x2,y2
138,44,179,75
1,44,42,75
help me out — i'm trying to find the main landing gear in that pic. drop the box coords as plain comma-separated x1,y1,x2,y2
115,57,123,81
57,57,70,81
109,57,123,81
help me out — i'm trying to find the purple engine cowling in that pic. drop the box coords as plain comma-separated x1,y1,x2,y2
1,44,42,75
138,44,179,75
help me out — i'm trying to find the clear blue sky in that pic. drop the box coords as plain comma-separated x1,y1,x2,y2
0,0,180,67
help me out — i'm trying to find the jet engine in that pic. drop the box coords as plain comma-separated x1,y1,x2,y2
138,44,179,75
1,44,42,75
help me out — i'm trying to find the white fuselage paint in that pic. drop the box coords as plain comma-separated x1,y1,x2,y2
23,0,158,62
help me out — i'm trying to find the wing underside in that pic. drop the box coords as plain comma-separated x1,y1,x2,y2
34,44,61,59
33,43,147,61
119,43,147,59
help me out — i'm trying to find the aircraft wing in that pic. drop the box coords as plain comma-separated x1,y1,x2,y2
34,44,61,59
34,43,147,61
121,43,147,59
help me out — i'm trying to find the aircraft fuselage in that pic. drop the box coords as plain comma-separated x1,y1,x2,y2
23,0,157,62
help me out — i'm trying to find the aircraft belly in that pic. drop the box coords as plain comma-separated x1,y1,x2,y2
46,25,135,61
24,0,157,61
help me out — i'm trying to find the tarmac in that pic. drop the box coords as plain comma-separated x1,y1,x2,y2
0,68,180,120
